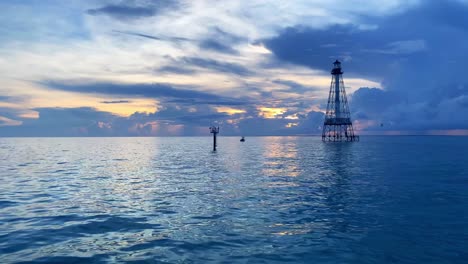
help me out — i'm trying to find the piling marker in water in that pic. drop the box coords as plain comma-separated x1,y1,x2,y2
322,60,359,142
209,126,219,151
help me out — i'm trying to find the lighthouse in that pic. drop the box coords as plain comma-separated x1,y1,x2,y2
322,60,359,142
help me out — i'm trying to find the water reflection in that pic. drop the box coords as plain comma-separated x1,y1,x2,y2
1,137,465,263
259,137,371,256
261,137,301,178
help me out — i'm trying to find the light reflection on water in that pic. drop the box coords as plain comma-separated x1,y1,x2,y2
0,136,467,263
262,137,301,178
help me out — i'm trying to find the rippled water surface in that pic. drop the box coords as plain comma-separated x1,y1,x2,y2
0,136,467,263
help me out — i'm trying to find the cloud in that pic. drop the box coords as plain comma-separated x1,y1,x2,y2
157,55,252,76
231,110,324,136
0,107,26,121
87,5,155,19
130,105,232,125
348,85,468,132
100,100,132,104
0,95,27,104
0,102,325,136
197,27,245,55
86,1,180,20
0,96,13,101
166,99,248,106
43,81,212,99
3,0,467,136
157,65,196,75
264,24,418,79
363,40,427,55
42,81,250,106
199,39,238,55
0,116,22,127
113,30,190,42
0,107,118,136
265,0,468,132
350,88,400,118
272,79,322,94
180,57,251,76
0,105,234,136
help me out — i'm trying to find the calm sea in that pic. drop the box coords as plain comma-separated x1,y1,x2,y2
0,136,467,263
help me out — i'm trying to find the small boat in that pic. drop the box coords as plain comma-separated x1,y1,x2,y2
240,136,245,142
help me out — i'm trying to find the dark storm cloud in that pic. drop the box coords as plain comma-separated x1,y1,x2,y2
265,0,468,132
113,30,190,42
350,87,468,131
0,96,31,123
264,24,427,80
0,107,25,121
0,106,228,137
0,95,27,104
0,104,324,136
0,107,118,137
0,96,12,101
180,57,251,76
265,1,468,81
44,81,214,100
197,27,245,55
157,55,252,76
264,2,468,79
42,81,249,106
87,5,156,19
129,105,232,125
350,88,400,118
212,27,245,43
167,99,248,106
157,65,197,75
32,107,115,123
230,110,324,136
87,1,179,20
100,100,132,104
272,79,321,94
199,39,238,55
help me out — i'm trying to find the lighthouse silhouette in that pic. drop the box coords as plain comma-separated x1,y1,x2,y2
322,60,359,142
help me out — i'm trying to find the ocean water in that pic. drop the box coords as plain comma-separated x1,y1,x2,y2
0,136,467,263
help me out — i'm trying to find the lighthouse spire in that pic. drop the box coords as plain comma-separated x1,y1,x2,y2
322,60,359,142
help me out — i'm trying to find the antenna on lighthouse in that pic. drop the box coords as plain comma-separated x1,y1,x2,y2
322,60,359,142
209,126,220,151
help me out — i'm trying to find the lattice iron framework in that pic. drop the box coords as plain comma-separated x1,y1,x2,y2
322,60,359,142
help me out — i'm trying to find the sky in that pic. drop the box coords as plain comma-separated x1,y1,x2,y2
1,0,468,136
